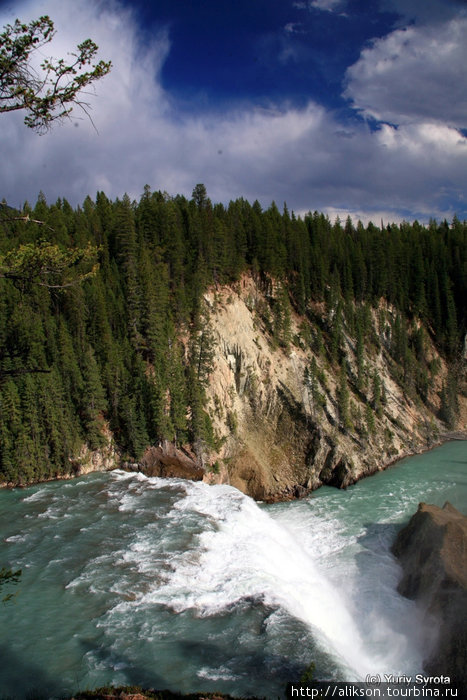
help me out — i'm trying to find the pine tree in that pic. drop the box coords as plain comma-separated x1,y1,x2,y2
304,356,323,419
439,371,459,428
81,348,107,448
190,304,216,388
355,317,365,391
365,402,376,435
146,370,172,444
273,282,292,349
168,341,188,445
114,195,143,347
337,359,352,430
330,301,344,365
372,370,382,417
1,187,465,485
0,381,20,481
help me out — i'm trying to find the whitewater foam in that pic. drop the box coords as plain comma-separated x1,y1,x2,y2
101,479,389,678
2,442,465,699
22,489,49,502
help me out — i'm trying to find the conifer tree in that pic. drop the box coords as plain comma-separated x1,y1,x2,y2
365,402,376,435
146,370,172,444
114,195,142,347
372,370,382,417
167,342,188,445
355,317,365,391
273,282,292,349
337,359,352,430
330,301,344,365
190,304,216,388
81,348,107,448
0,185,465,485
439,371,459,428
304,356,323,419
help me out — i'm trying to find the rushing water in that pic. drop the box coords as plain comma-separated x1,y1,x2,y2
0,441,466,699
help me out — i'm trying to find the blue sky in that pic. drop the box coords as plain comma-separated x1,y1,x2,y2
138,0,396,113
0,0,466,223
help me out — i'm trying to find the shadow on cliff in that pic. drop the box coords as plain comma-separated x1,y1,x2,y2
0,642,63,700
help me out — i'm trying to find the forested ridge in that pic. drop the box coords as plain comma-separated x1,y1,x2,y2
0,185,465,485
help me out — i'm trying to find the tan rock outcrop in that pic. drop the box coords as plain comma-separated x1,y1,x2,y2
201,276,460,500
69,420,120,477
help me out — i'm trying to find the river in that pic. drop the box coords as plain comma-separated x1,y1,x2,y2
0,441,466,699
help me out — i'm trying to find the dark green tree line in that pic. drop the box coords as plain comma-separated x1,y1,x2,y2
0,185,465,484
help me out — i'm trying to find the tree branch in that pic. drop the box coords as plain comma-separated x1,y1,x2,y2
0,15,111,132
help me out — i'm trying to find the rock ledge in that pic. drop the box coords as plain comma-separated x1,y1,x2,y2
392,502,467,690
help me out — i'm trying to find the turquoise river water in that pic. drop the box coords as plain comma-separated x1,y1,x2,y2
0,441,466,699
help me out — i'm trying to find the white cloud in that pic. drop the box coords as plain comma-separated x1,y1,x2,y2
344,18,467,129
308,0,343,12
310,207,409,228
0,0,466,223
293,0,345,13
376,122,467,155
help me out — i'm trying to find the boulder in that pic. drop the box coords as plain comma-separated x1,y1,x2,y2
392,502,467,690
138,444,204,481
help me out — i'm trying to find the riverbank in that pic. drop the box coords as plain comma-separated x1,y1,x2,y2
2,431,466,499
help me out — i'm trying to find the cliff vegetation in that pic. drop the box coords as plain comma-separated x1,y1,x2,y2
0,185,465,493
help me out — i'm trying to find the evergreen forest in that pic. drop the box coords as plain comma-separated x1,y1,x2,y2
0,185,465,485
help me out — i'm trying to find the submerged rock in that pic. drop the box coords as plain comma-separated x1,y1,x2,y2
392,502,467,690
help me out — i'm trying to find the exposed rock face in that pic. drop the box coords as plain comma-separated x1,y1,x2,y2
8,276,463,497
70,424,119,477
138,444,205,481
202,275,463,501
392,502,467,689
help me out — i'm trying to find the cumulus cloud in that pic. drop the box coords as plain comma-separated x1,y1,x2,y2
0,0,466,223
344,18,467,129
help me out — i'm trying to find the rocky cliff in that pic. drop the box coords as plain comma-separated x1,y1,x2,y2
392,502,467,690
198,275,465,500
7,274,464,497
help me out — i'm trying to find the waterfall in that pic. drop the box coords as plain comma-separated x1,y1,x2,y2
1,441,465,699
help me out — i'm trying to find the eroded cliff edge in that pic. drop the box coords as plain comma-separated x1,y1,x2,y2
196,276,466,501
392,502,467,690
5,273,464,498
